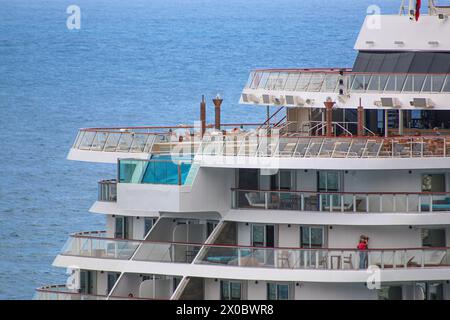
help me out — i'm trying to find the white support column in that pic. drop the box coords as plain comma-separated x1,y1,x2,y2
384,110,389,138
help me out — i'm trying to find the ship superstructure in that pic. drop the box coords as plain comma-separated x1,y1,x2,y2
36,1,450,300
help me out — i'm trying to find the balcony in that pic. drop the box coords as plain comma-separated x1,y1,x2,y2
61,231,140,259
34,284,153,300
244,69,450,95
199,135,450,159
61,231,203,263
59,232,450,271
199,245,450,271
232,189,450,213
98,179,117,202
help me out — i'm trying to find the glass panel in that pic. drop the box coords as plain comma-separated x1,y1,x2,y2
267,283,276,300
307,74,325,91
413,75,426,92
116,134,134,152
264,72,280,90
78,131,96,150
245,71,255,88
256,72,270,89
104,133,121,152
402,75,413,92
295,73,312,91
443,76,450,92
277,285,289,300
322,74,339,92
431,75,446,92
230,282,241,300
273,72,289,90
351,75,363,90
252,225,265,247
284,73,301,91
422,75,432,92
90,132,108,151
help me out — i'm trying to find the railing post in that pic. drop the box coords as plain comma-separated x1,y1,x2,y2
319,194,323,211
301,193,304,211
329,194,333,212
366,194,369,213
429,195,433,212
419,196,422,213
393,250,396,268
392,194,396,212
341,195,344,212
406,195,409,213
421,249,424,268
264,192,269,210
353,195,356,213
178,162,182,185
379,194,383,213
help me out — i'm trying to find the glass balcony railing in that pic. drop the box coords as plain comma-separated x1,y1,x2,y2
98,179,117,202
132,242,203,264
232,189,450,213
199,135,450,158
199,245,450,270
71,124,262,154
118,158,193,185
61,231,140,260
59,232,450,271
34,285,154,300
244,69,450,94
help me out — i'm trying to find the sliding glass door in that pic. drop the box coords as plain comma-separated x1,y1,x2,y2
251,224,275,266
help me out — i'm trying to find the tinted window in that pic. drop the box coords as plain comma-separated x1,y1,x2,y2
409,52,435,73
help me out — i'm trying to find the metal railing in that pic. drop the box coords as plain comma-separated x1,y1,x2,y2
98,179,117,202
199,245,450,270
244,69,450,94
71,124,266,154
60,232,450,271
34,284,154,300
232,189,450,213
198,135,450,158
61,231,141,260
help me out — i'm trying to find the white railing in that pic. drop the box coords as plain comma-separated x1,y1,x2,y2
244,69,450,94
98,179,117,202
199,245,450,270
199,135,450,158
59,232,450,271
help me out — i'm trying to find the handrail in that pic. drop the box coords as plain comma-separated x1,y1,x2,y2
257,107,284,130
251,68,450,76
63,231,450,252
35,284,155,300
231,187,450,196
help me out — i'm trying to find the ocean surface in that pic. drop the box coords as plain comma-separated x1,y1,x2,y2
0,0,399,299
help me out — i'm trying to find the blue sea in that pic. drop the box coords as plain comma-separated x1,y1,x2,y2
0,0,399,299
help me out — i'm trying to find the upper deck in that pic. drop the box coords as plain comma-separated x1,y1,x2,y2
240,68,450,109
68,125,450,170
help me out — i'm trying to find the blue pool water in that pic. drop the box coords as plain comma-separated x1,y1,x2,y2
0,0,399,299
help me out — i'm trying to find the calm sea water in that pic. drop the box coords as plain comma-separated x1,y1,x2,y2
0,0,399,299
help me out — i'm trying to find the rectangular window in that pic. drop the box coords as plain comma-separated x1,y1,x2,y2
144,218,155,238
107,272,120,294
115,216,132,239
300,226,325,248
422,174,446,192
221,281,242,300
267,283,290,300
421,229,446,247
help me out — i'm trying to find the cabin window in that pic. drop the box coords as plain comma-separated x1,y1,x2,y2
221,281,242,300
267,283,290,300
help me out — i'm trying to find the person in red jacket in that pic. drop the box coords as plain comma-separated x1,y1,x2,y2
357,236,369,269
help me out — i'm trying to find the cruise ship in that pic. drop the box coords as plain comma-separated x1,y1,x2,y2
36,0,450,300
